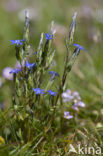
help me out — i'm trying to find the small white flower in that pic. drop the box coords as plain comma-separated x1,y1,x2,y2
74,99,78,103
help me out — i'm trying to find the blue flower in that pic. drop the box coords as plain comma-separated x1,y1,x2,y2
32,51,38,55
45,33,53,40
25,61,36,69
47,89,57,96
73,43,86,51
0,102,5,110
49,71,59,80
10,39,25,45
9,69,21,74
33,88,44,95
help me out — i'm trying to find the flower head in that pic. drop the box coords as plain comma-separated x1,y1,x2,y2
45,33,53,40
15,60,25,69
64,112,73,119
72,101,85,111
62,90,74,102
72,103,79,111
78,101,85,107
10,39,24,45
32,51,38,55
73,43,86,51
0,102,6,110
25,61,36,69
2,67,13,80
49,71,59,80
33,88,44,95
9,69,22,74
47,89,57,96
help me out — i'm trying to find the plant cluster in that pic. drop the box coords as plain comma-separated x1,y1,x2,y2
0,10,86,155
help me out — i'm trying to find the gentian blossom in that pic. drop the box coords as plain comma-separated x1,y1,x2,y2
25,61,36,69
49,71,59,80
47,89,57,96
45,33,53,40
64,112,73,119
32,51,38,55
73,43,86,52
33,88,44,95
9,69,22,74
10,39,24,45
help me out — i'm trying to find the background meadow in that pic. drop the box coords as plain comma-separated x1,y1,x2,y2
0,0,103,155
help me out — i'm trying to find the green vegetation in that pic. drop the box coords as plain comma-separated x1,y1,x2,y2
0,0,103,155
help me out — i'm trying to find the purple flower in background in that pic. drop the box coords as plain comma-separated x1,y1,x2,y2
0,78,2,87
62,89,86,112
25,61,36,69
62,90,74,102
47,90,57,96
73,91,79,97
9,69,21,74
72,101,85,111
0,102,6,110
73,43,87,52
72,103,79,111
10,39,24,45
33,88,44,95
78,101,85,107
49,71,59,80
45,33,53,40
64,112,73,119
2,67,13,80
15,60,25,69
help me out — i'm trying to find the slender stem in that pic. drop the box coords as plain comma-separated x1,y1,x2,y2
55,54,69,106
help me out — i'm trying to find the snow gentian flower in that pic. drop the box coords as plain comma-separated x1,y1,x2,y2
25,61,36,69
9,69,21,74
45,33,53,40
33,88,44,95
32,51,38,55
64,112,73,119
73,43,86,51
49,71,59,80
47,89,57,96
10,39,24,45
